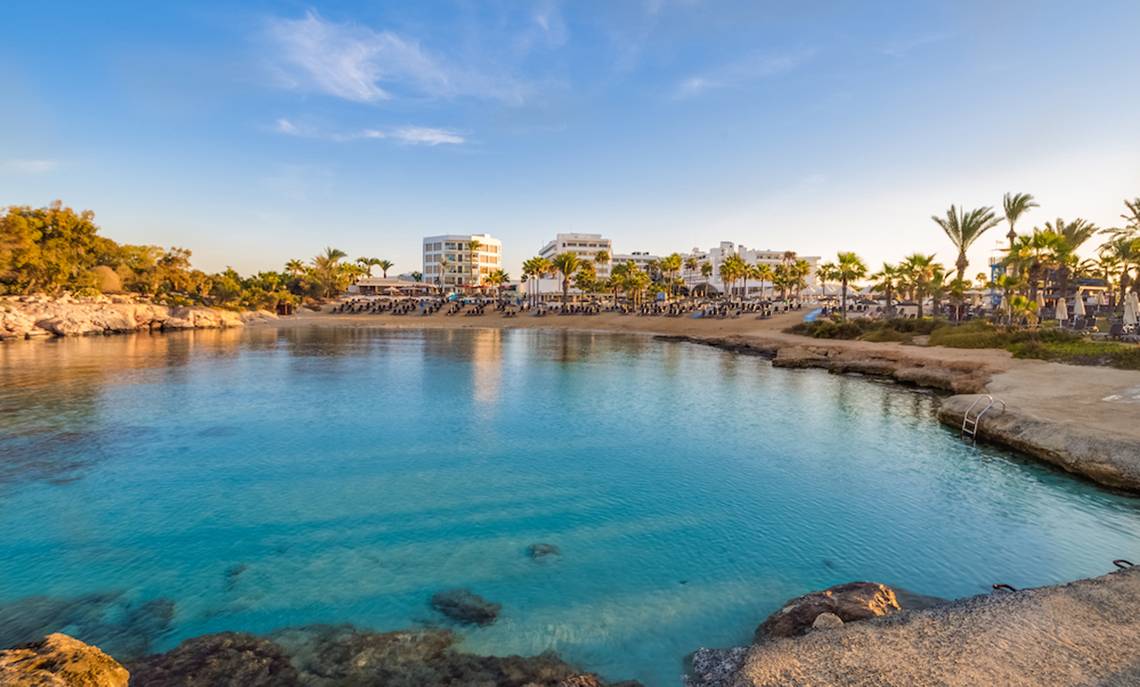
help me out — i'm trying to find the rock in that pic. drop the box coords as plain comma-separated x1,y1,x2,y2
0,633,129,687
127,632,299,687
810,612,844,630
528,543,561,559
734,568,1140,687
0,296,252,338
754,581,903,642
430,589,501,626
684,646,749,687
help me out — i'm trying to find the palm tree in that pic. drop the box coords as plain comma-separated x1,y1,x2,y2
285,259,306,277
661,253,683,298
376,259,394,278
1003,192,1038,250
900,253,938,318
933,205,1001,319
594,250,610,282
551,252,581,305
356,257,375,277
410,271,423,283
816,261,838,300
467,239,482,291
485,268,510,298
754,263,773,300
695,261,711,297
835,252,867,320
312,247,348,298
870,263,900,317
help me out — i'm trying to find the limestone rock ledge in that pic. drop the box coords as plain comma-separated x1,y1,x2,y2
938,394,1140,491
769,344,989,394
1,295,276,339
732,567,1140,687
0,633,129,686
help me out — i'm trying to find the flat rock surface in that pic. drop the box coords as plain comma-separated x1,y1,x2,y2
735,567,1140,687
0,632,129,687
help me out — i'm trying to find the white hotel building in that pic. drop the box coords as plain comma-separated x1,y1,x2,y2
538,233,613,278
681,242,820,296
422,233,502,289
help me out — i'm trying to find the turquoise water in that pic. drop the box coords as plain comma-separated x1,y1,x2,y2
1,326,1138,685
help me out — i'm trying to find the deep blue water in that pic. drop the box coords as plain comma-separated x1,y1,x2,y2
1,326,1138,685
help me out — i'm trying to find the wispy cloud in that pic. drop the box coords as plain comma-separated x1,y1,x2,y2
391,127,465,146
880,32,951,58
273,118,464,146
1,159,58,174
264,10,529,104
672,49,814,100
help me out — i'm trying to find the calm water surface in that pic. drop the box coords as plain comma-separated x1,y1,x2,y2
1,326,1138,685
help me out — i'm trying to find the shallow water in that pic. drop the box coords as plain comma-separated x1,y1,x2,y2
1,326,1138,685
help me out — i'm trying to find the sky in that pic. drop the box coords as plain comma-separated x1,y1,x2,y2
3,0,1139,278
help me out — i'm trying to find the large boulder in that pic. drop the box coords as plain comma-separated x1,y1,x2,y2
0,633,129,687
754,581,904,642
127,632,299,687
430,589,501,625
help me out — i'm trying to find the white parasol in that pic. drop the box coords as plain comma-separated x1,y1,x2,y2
1055,298,1068,322
1073,296,1086,318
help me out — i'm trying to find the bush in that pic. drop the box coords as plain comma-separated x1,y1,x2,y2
1009,340,1140,370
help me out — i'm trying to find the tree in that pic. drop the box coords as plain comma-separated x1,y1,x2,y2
285,259,306,277
1003,192,1038,250
410,271,423,283
467,239,482,291
376,259,394,278
551,252,581,304
484,268,510,297
835,252,867,320
816,261,838,300
900,253,938,318
932,205,1001,320
661,253,683,297
754,263,773,300
700,261,713,296
870,263,900,317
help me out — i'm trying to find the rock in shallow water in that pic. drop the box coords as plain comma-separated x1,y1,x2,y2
126,632,298,687
123,624,641,687
0,633,129,687
0,593,175,660
430,589,501,625
528,543,562,559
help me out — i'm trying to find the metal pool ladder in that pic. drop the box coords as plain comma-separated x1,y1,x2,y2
961,395,1005,444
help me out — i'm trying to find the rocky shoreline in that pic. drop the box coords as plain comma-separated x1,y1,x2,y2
657,333,1140,493
687,566,1140,687
0,295,276,339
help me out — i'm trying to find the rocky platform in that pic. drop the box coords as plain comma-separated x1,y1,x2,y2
687,567,1140,687
1,295,275,339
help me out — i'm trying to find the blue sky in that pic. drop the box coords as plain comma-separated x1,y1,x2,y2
3,1,1139,277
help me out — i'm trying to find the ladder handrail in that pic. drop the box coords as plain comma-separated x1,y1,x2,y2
961,394,1005,444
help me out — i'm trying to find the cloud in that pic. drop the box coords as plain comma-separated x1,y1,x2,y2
672,49,813,99
391,127,465,146
271,119,463,145
880,32,950,58
264,10,528,104
0,159,58,174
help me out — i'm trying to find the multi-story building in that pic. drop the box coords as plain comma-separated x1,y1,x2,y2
538,233,613,278
680,242,820,297
612,251,662,275
422,234,502,289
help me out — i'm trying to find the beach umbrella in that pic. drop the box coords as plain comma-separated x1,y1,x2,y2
1073,296,1086,318
1055,298,1068,322
1099,292,1108,306
1036,292,1046,310
1125,299,1138,327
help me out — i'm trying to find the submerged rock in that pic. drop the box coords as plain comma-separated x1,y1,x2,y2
754,581,904,642
430,589,501,626
127,632,298,687
0,632,129,687
0,592,175,659
528,543,561,559
123,623,639,687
